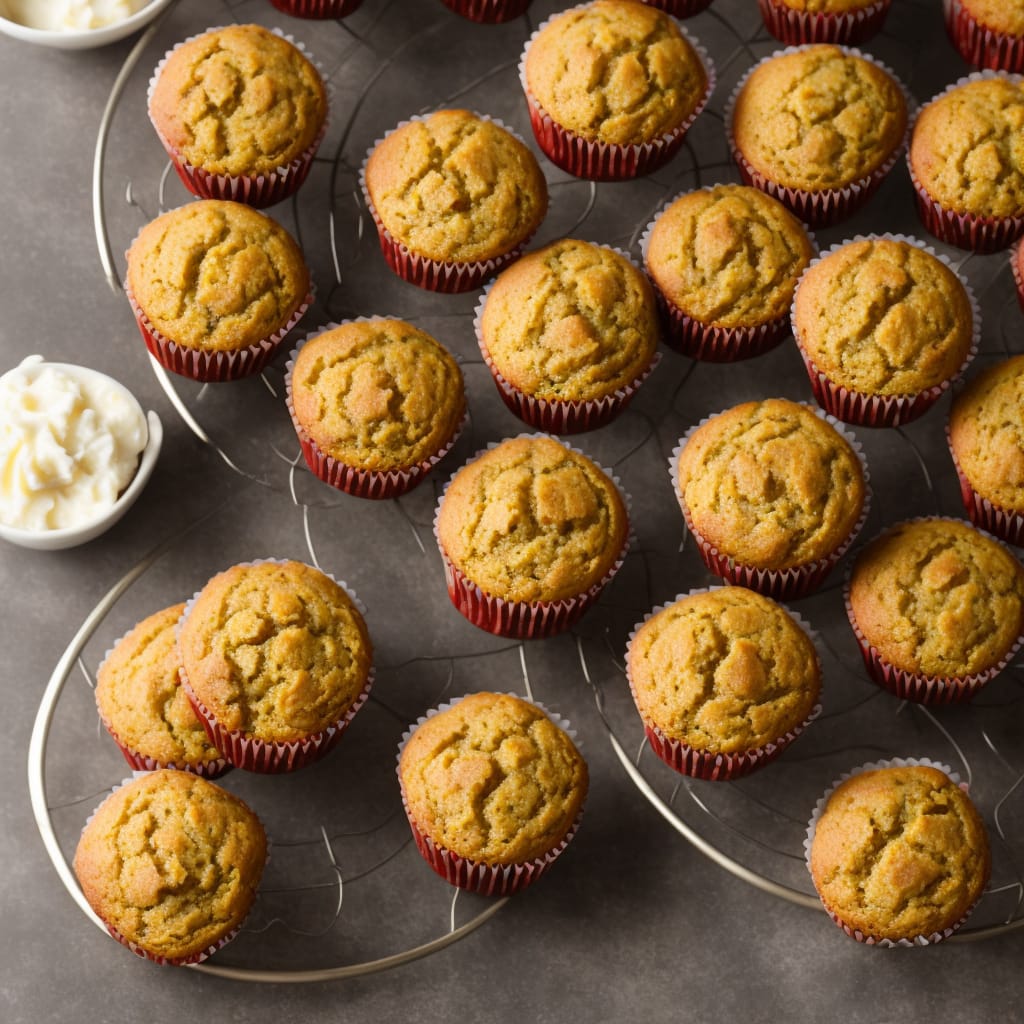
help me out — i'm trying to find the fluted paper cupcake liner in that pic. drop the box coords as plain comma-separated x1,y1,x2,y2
641,0,714,17
519,6,715,181
944,0,1024,73
268,0,365,17
757,0,891,45
1012,236,1024,312
947,422,1024,546
725,45,913,228
147,27,328,209
441,0,532,22
791,233,980,427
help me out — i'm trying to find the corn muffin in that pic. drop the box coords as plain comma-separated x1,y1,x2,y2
148,24,328,207
178,559,374,772
397,691,588,894
792,236,976,426
642,183,814,360
125,200,311,383
948,355,1024,545
757,0,892,46
945,0,1024,73
73,770,267,964
361,109,548,292
521,0,713,180
626,587,821,779
287,318,466,499
95,603,226,776
909,74,1024,251
846,517,1024,703
729,44,908,226
435,435,630,637
672,398,868,598
477,239,660,432
808,762,991,944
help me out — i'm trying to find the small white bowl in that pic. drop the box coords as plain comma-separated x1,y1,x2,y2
0,360,163,551
0,0,175,50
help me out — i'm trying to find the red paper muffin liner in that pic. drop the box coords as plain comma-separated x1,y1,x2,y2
268,0,365,18
125,277,311,384
147,28,328,210
519,9,716,181
804,757,984,946
1012,235,1024,312
908,71,1024,252
725,46,912,229
669,408,870,600
641,0,715,17
434,435,632,638
944,0,1024,73
396,695,584,895
440,0,532,23
757,0,892,45
843,517,1024,704
791,233,980,427
948,422,1024,546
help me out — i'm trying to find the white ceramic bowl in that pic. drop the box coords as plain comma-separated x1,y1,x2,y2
0,0,175,50
0,360,163,551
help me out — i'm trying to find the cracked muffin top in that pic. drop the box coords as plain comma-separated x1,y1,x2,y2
809,764,991,942
398,691,588,865
478,238,660,402
627,587,820,754
362,109,548,264
730,44,908,191
523,0,710,146
847,517,1024,678
674,398,866,570
73,770,267,962
959,0,1024,37
792,237,974,395
289,318,466,472
178,560,372,743
149,23,327,178
909,75,1024,219
126,200,310,353
644,184,814,329
436,435,628,604
95,603,223,771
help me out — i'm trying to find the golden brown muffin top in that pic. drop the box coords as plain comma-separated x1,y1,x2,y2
178,560,373,743
399,692,588,865
961,0,1024,36
290,319,466,472
523,0,709,146
126,200,310,353
628,587,820,753
436,435,628,603
792,237,974,395
479,239,660,402
809,764,991,942
676,399,866,569
644,184,814,328
731,45,907,191
363,109,548,264
848,518,1024,677
149,24,327,177
909,76,1024,219
949,356,1024,512
73,770,267,961
95,603,222,769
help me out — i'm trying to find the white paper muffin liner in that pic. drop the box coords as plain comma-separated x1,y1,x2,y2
519,4,716,181
146,27,329,209
724,45,914,228
669,404,871,600
907,71,1024,252
804,757,986,946
790,233,981,427
434,433,633,638
757,0,892,45
624,587,824,780
944,0,1024,73
284,318,468,499
359,112,541,293
843,516,1024,704
177,559,374,772
473,244,662,433
396,693,584,895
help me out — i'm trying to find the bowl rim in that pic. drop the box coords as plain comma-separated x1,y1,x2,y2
0,0,176,49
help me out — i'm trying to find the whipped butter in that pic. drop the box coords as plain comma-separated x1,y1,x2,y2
0,356,147,532
3,0,145,31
